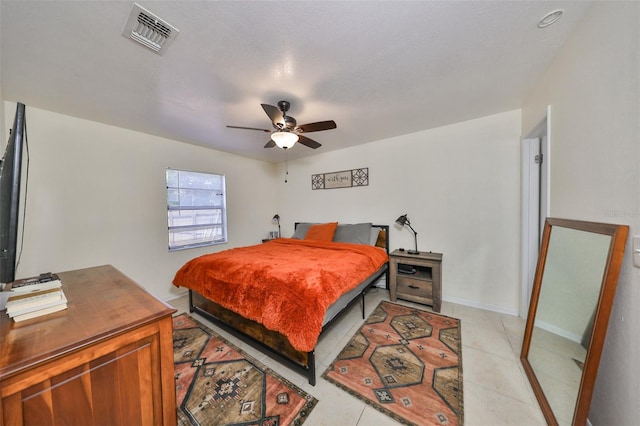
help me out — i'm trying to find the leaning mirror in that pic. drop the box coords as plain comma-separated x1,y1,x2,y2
521,218,628,425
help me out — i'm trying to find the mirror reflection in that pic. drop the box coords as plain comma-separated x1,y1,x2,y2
528,227,611,425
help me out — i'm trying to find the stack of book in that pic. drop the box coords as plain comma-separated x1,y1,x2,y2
3,274,67,322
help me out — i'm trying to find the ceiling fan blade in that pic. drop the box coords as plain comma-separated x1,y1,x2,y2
227,125,271,133
261,104,285,127
298,134,322,149
297,120,337,133
264,140,276,148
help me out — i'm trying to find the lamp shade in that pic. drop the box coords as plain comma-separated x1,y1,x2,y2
271,131,299,149
395,214,408,227
395,214,419,254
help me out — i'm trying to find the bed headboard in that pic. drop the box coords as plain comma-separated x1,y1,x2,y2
374,224,390,254
293,222,390,254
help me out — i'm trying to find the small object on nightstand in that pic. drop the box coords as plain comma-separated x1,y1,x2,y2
398,264,416,275
389,249,442,312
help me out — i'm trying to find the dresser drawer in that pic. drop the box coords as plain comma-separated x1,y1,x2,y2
397,276,433,299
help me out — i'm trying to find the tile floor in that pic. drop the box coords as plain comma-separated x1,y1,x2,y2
168,288,547,425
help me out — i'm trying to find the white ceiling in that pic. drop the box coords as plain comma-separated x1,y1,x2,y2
1,1,592,163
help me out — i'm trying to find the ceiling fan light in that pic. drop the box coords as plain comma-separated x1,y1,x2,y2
271,131,299,149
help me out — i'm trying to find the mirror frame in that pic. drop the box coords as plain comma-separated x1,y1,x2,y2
521,218,628,425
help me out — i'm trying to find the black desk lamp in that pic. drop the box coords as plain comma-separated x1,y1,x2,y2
272,214,281,238
396,214,419,254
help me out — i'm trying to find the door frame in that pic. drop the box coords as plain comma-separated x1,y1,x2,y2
520,106,551,318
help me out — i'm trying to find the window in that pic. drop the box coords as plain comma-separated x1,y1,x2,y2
166,168,227,251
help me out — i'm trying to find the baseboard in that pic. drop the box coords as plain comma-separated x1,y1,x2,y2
374,276,386,289
443,295,519,316
165,288,189,304
534,319,582,343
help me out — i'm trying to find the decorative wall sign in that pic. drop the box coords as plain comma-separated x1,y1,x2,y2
312,168,369,190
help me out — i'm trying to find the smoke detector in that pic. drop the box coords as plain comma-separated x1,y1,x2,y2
122,3,179,55
538,10,563,28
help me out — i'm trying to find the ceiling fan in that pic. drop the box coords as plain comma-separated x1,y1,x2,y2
227,100,336,150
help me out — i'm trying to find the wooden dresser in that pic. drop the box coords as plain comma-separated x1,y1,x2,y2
0,265,177,426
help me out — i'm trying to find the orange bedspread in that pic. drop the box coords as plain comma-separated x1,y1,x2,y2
173,238,388,352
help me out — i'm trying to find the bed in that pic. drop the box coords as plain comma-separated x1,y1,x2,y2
173,222,389,385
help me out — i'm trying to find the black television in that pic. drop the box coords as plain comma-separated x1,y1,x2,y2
0,102,26,284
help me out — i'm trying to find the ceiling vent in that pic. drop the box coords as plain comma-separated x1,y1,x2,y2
122,3,179,55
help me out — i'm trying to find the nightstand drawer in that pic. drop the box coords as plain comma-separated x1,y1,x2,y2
397,276,433,299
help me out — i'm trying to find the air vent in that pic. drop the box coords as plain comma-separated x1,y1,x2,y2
122,3,179,55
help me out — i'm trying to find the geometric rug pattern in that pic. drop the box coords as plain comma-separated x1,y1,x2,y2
322,301,463,425
173,313,318,426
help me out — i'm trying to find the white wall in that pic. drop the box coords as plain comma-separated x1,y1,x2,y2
0,91,4,143
0,0,4,142
3,102,280,301
278,110,522,314
521,2,640,423
3,100,522,315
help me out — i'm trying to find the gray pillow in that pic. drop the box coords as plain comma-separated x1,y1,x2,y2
333,223,372,245
369,227,382,246
291,222,315,239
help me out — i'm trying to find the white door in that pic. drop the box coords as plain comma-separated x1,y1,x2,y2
521,137,541,318
520,109,550,318
539,134,549,232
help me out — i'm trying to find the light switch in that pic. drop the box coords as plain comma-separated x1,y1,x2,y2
634,236,640,267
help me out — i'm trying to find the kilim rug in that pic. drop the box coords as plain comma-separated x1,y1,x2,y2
322,301,463,426
173,313,318,426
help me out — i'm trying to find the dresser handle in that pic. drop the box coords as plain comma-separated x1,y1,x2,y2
408,285,420,290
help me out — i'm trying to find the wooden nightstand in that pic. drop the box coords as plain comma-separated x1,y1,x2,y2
389,249,443,312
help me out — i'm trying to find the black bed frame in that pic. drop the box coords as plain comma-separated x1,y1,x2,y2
189,224,390,385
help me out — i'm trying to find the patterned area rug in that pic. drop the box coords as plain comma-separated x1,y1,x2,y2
322,301,463,426
173,313,318,426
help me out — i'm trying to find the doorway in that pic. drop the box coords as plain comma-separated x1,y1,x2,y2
520,107,550,318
